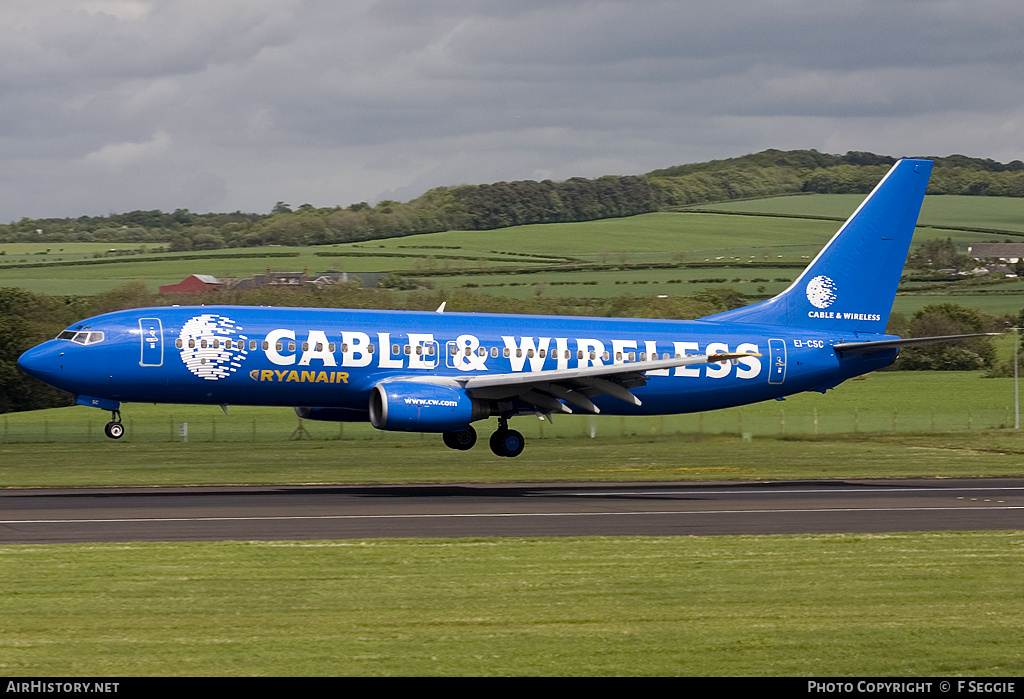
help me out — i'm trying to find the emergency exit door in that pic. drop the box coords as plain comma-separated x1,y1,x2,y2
768,338,786,385
139,318,164,366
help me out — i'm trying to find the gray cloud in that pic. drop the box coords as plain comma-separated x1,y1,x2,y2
0,0,1022,221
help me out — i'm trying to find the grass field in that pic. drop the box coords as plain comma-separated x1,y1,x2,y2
3,372,1024,487
704,194,1024,234
0,245,546,296
5,195,1022,308
2,532,1022,676
5,431,1024,488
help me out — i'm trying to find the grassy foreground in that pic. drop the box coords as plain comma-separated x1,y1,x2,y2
1,532,1021,676
2,371,1023,487
2,432,1024,487
2,370,1022,678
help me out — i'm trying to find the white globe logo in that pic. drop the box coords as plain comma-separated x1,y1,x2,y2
178,314,249,381
806,275,837,309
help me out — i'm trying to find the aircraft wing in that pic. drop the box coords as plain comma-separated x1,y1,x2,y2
414,352,761,415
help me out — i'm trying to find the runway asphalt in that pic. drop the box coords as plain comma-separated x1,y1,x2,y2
1,477,1022,543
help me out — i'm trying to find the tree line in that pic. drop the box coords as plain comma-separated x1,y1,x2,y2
4,149,1024,250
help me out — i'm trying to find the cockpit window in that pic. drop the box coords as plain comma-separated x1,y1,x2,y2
57,330,105,345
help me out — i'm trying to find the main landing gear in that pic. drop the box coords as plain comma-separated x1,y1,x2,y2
104,410,124,440
442,426,477,451
442,418,525,457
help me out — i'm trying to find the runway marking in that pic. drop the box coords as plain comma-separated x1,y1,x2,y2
3,505,1024,526
551,486,1024,497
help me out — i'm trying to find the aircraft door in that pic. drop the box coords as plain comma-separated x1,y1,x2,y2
445,341,459,369
768,338,786,385
139,318,164,367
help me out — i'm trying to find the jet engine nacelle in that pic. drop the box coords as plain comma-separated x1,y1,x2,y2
369,381,490,432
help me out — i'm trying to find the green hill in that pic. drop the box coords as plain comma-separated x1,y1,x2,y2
4,150,1023,250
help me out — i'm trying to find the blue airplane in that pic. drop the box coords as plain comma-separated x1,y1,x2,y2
17,158,981,457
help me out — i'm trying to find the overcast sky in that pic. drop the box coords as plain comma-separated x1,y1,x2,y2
1,0,1022,222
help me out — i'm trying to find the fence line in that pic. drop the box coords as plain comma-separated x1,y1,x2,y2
1,406,1018,444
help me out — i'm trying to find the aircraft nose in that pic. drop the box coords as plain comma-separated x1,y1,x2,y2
17,342,63,382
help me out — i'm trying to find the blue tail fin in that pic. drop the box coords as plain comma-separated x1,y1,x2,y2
701,158,932,334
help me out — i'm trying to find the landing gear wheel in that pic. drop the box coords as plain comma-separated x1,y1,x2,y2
104,421,124,439
442,426,477,451
489,428,525,458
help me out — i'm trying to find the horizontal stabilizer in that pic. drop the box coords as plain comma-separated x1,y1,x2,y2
834,333,999,355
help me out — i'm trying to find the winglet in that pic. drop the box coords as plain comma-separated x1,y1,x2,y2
436,302,446,313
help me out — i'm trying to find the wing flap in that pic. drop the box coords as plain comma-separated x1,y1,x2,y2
453,351,760,414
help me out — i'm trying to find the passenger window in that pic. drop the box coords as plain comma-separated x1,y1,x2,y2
367,344,375,354
491,347,499,358
250,340,257,351
176,339,183,349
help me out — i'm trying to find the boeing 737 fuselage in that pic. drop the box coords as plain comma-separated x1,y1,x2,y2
18,159,970,457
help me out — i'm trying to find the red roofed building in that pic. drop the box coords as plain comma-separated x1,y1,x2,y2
159,275,224,294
